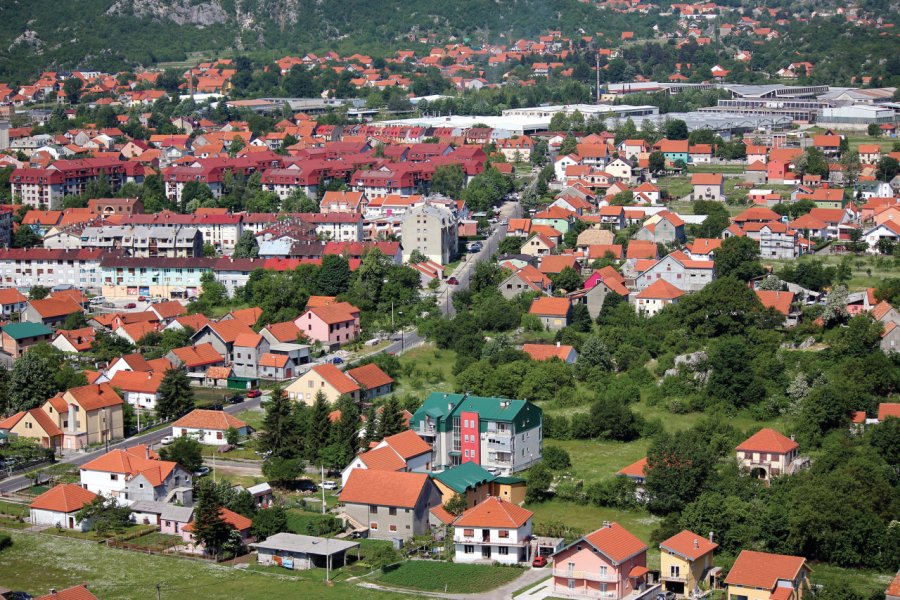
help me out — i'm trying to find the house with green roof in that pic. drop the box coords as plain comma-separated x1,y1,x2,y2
410,392,542,475
431,461,527,508
1,322,54,357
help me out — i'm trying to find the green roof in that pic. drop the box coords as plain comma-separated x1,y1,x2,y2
432,462,495,493
493,476,525,485
2,322,53,341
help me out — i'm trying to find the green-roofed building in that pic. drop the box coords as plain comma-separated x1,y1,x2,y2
430,461,527,508
1,322,54,357
410,392,542,475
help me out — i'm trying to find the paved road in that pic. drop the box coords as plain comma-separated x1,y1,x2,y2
0,397,263,495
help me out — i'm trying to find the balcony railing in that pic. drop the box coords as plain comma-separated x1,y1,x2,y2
551,569,616,582
661,573,687,582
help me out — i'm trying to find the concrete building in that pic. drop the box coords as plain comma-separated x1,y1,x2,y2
401,203,457,265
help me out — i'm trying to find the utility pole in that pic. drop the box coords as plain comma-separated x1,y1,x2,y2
156,583,161,600
596,51,601,105
321,464,326,515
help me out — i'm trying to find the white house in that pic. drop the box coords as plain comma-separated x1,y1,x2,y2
863,220,900,253
29,483,98,531
340,429,433,488
171,409,250,446
79,445,192,506
453,497,534,564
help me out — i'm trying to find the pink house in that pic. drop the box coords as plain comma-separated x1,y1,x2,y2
294,301,361,347
180,507,254,554
552,522,650,599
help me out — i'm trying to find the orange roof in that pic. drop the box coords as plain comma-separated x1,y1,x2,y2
0,408,63,437
382,429,432,460
173,314,210,331
307,295,337,308
206,365,232,379
208,318,256,343
529,297,570,317
736,428,798,454
67,383,124,411
307,301,360,325
358,445,407,471
184,507,252,533
691,173,724,185
886,572,900,598
81,445,175,486
660,529,718,560
170,343,223,368
0,288,27,305
149,300,186,319
522,343,574,361
430,504,456,525
35,585,98,600
339,469,432,508
53,327,96,352
311,363,360,395
878,402,900,421
755,290,794,316
347,363,394,390
28,297,83,319
109,370,165,394
616,457,648,478
233,332,263,348
228,307,263,326
263,320,301,343
724,550,807,589
30,483,97,513
626,239,657,259
454,497,533,528
259,353,289,368
582,522,648,564
636,279,685,300
539,254,577,274
172,409,247,431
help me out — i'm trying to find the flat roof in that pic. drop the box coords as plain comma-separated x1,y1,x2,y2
250,533,359,556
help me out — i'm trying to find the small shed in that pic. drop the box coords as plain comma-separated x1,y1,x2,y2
251,533,360,570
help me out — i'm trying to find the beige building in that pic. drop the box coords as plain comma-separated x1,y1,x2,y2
401,203,457,265
736,428,807,481
285,363,360,404
42,383,125,450
659,530,718,597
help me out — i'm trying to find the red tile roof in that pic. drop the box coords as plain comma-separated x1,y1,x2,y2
382,429,432,460
346,363,394,390
172,409,247,431
660,529,718,560
522,343,574,361
736,428,798,454
30,483,98,513
616,457,648,478
636,279,685,300
0,408,63,437
582,522,648,564
35,585,98,600
529,297,570,317
184,507,252,533
358,446,407,471
691,173,724,186
170,343,223,368
454,497,533,528
755,290,794,316
311,363,361,395
28,297,83,319
339,469,432,508
67,383,124,411
878,402,900,421
724,550,807,589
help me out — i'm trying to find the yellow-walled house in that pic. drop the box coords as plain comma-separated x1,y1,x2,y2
42,383,125,450
0,408,63,449
659,530,718,597
725,550,811,600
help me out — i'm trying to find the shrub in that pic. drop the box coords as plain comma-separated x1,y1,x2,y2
0,533,11,551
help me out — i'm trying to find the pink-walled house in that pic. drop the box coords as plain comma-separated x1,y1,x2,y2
552,521,650,599
294,301,361,347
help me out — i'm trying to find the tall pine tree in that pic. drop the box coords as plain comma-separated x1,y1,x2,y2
362,404,378,447
325,395,360,469
156,367,194,420
376,396,405,440
304,390,332,463
260,386,300,458
191,479,230,558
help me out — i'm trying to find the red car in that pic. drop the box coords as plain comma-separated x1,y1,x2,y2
446,277,459,285
532,555,548,568
124,302,136,309
246,390,262,398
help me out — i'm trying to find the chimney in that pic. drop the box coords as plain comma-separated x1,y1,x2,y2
709,531,714,543
693,538,699,548
556,341,560,347
602,520,611,529
49,590,56,596
145,445,150,460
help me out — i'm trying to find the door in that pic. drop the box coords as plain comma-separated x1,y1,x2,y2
482,545,491,558
68,517,74,529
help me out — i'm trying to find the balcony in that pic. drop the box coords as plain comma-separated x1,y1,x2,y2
661,573,687,582
551,569,616,582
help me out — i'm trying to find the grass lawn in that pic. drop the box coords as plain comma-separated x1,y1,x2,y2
124,532,183,551
377,561,524,594
0,500,29,518
234,408,265,431
526,499,661,547
766,253,900,291
201,442,261,461
0,530,404,600
688,164,745,174
393,344,457,398
656,176,692,199
811,562,895,596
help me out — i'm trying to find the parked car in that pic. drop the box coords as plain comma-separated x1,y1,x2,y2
124,302,136,309
138,295,146,302
246,390,262,398
321,480,338,490
296,479,318,493
160,435,175,445
227,394,244,404
532,555,548,568
331,357,344,365
194,466,211,477
446,277,459,285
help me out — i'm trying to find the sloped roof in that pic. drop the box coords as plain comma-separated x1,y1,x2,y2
172,409,247,431
755,290,794,316
636,279,685,300
432,462,496,494
184,506,252,532
660,529,718,560
346,363,394,390
580,522,648,564
358,446,407,472
30,483,97,513
339,469,432,508
27,297,83,319
736,428,798,454
616,457,648,478
522,343,574,361
382,429,431,459
724,550,807,589
529,296,570,317
311,363,360,395
0,408,63,437
454,497,533,528
170,343,223,368
67,383,124,410
878,403,900,421
35,585,98,600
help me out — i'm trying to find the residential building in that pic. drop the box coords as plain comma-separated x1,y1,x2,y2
21,297,83,328
410,392,543,475
453,497,534,564
338,469,442,540
251,533,360,570
35,585,99,600
0,408,64,449
0,322,54,357
181,507,253,554
0,288,28,315
75,225,203,258
551,521,650,599
10,159,145,209
529,297,571,331
340,429,434,487
634,279,685,317
286,363,361,404
191,318,256,362
736,428,807,481
691,173,725,201
497,265,552,299
401,203,457,265
295,301,361,347
29,483,98,530
725,550,810,600
634,211,686,245
345,363,395,402
172,409,250,446
108,370,166,414
634,251,713,293
659,530,719,597
232,332,270,378
79,445,193,506
42,383,125,450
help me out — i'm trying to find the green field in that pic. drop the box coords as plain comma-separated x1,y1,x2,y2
393,344,458,397
377,561,523,594
766,253,900,291
0,531,404,600
0,501,29,518
688,164,745,174
656,175,692,199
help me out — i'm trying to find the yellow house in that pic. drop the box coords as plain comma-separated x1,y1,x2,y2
0,408,63,449
285,364,360,405
659,530,719,597
42,383,125,450
725,550,811,600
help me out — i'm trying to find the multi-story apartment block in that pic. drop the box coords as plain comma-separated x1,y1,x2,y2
10,159,145,209
401,203,458,265
410,393,543,476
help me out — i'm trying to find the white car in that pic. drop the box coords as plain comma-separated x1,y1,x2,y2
160,435,175,445
321,480,338,490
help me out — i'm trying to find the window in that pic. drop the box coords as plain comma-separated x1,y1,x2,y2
464,545,474,554
499,530,509,538
600,565,607,577
389,525,397,532
110,474,118,481
389,508,397,516
370,523,378,530
370,506,378,514
498,546,509,555
463,529,474,537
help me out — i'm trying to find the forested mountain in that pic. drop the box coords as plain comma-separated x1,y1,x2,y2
0,0,624,81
